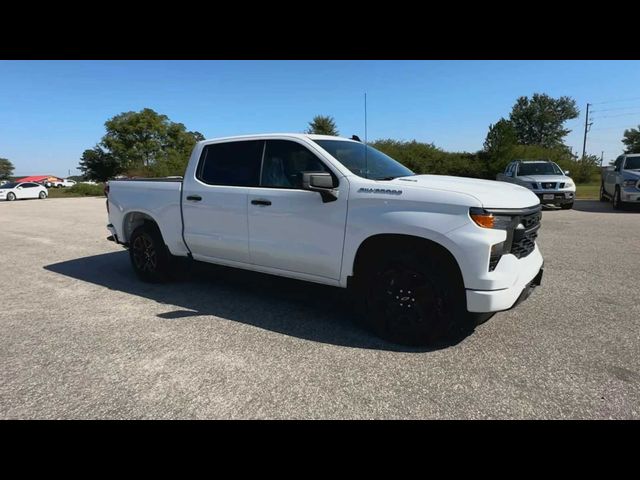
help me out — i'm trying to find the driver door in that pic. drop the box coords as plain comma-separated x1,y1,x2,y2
247,139,348,281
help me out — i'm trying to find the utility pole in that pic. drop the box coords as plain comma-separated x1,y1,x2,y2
600,151,604,167
581,103,591,162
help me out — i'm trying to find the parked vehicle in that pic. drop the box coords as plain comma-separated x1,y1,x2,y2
600,154,640,209
0,182,48,201
47,178,76,188
106,134,544,345
496,160,575,209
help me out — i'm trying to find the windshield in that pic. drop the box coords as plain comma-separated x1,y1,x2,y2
624,157,640,170
517,162,563,176
313,140,414,180
0,182,17,189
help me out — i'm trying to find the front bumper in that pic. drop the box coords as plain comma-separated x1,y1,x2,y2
466,250,544,313
534,191,574,205
621,189,640,203
107,224,120,244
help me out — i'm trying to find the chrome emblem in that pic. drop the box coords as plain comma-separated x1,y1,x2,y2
358,187,402,195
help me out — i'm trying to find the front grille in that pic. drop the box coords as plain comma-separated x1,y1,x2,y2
541,182,557,189
559,182,565,188
510,210,541,259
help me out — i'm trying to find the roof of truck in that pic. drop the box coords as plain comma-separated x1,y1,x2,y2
200,133,359,143
513,159,557,164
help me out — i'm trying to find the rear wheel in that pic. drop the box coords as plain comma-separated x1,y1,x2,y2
7,192,15,201
129,224,172,282
358,247,468,346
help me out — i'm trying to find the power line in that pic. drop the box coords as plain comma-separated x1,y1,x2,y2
591,111,640,120
591,96,640,105
590,104,640,113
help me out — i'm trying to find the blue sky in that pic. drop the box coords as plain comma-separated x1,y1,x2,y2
1,60,639,177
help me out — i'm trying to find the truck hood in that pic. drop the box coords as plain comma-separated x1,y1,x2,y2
516,174,570,184
622,169,640,178
392,174,540,209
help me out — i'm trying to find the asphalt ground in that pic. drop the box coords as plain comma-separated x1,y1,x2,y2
0,197,638,419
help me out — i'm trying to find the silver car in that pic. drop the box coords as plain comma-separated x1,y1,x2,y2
496,160,576,209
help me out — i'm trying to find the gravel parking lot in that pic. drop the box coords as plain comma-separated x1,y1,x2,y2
1,197,638,419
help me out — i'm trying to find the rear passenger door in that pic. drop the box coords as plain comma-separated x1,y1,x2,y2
20,183,40,198
182,140,263,264
247,139,348,280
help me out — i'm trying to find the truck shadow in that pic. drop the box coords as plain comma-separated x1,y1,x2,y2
43,251,474,352
571,200,640,214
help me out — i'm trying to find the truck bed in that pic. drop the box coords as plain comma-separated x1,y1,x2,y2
107,178,189,256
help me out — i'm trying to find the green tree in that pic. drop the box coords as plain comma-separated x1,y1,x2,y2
483,118,517,154
482,118,518,175
509,93,579,148
78,147,122,182
0,158,14,180
622,125,640,153
306,115,339,136
80,108,204,178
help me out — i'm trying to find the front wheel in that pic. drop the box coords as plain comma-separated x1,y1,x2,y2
613,186,624,210
561,201,573,210
129,224,173,283
360,250,468,346
39,191,47,199
7,192,16,201
599,183,607,202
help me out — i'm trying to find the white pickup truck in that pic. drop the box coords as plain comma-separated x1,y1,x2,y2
106,134,544,345
600,153,640,209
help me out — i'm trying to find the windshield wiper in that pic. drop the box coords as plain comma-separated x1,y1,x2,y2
374,174,415,181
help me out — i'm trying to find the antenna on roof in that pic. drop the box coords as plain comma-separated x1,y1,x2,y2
351,135,361,142
364,92,368,177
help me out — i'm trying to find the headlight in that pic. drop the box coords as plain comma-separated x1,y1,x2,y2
564,181,574,188
469,208,513,230
623,179,638,188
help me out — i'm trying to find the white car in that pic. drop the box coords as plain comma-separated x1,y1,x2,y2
0,181,48,201
496,160,576,209
106,133,544,345
48,179,76,188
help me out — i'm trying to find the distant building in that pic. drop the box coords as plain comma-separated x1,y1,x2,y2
16,175,63,184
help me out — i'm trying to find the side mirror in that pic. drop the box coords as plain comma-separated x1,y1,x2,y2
564,170,570,176
302,172,338,203
506,172,513,177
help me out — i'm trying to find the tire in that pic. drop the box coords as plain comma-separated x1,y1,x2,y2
560,202,573,210
7,192,15,201
599,183,607,202
128,224,173,283
613,186,624,210
39,191,47,199
358,246,468,346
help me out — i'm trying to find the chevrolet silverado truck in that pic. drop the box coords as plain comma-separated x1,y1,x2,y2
496,160,576,209
106,134,544,345
600,153,640,209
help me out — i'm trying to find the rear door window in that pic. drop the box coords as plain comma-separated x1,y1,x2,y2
197,140,264,187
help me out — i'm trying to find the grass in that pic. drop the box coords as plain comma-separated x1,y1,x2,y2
576,181,600,200
45,185,104,198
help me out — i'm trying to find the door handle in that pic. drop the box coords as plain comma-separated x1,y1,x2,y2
186,195,202,201
251,199,272,206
